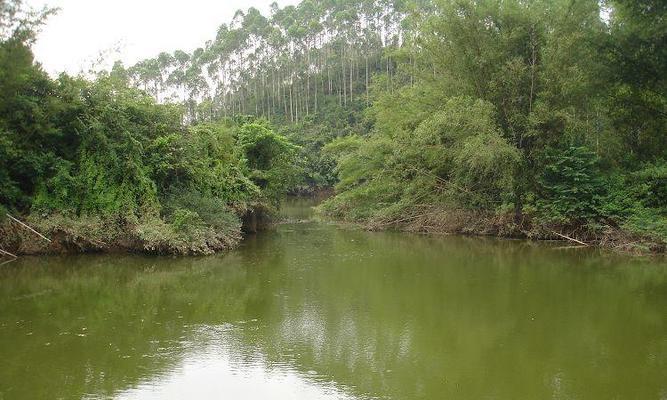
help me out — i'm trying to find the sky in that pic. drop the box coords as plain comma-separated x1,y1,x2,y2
26,0,300,76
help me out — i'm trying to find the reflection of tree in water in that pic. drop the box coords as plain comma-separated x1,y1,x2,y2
252,226,667,399
0,225,666,399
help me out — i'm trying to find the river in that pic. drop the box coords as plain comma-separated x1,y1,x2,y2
1,198,666,399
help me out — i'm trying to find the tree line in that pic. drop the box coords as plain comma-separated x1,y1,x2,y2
124,0,432,123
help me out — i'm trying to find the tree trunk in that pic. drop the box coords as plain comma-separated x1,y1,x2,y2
365,55,369,106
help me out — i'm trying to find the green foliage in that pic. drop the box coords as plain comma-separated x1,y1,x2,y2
317,0,665,247
125,0,422,126
0,35,60,210
600,166,667,242
603,0,667,161
280,101,370,192
536,146,605,224
410,97,520,208
0,9,300,254
1,0,58,43
238,123,293,170
622,208,667,243
237,121,301,202
162,191,240,236
147,123,259,204
29,76,178,217
169,209,205,235
322,96,520,222
452,130,520,208
631,162,667,211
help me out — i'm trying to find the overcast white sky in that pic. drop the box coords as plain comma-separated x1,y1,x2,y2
26,0,300,76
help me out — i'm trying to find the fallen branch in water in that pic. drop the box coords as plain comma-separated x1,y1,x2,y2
6,214,51,243
551,245,589,250
551,230,588,246
0,258,16,266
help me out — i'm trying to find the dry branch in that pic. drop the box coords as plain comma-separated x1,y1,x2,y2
6,214,51,243
0,247,18,258
551,230,588,246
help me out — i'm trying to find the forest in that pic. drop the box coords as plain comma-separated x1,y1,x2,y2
0,0,665,254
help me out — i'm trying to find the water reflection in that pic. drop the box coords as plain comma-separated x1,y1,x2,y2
116,325,361,400
1,203,666,399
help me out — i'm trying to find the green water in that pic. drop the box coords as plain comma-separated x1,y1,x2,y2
1,199,666,399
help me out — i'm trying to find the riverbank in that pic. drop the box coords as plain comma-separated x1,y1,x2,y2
321,205,667,255
0,215,236,256
0,206,275,257
3,196,664,257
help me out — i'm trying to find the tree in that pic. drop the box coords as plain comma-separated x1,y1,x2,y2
604,0,667,161
537,146,605,224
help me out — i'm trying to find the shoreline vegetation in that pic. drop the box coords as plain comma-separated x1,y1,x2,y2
2,192,664,256
0,106,299,256
3,195,663,256
319,205,666,254
1,0,666,258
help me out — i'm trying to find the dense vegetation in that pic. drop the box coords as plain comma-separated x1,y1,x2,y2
0,1,300,254
126,0,665,251
1,0,665,254
317,0,667,251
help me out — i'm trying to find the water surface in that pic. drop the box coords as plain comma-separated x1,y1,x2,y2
1,199,666,399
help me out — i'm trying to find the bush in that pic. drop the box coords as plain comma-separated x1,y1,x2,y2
601,170,667,243
237,122,301,202
162,191,241,235
537,146,605,224
632,161,667,212
170,209,204,234
322,97,520,223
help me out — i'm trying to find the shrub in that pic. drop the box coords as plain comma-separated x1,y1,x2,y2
170,208,204,234
537,146,605,224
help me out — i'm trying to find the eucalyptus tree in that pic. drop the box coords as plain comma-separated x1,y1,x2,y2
0,0,57,42
166,50,190,102
128,0,418,123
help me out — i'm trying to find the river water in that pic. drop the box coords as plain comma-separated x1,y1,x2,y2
1,198,666,399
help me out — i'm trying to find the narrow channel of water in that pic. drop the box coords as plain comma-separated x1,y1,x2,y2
0,198,666,399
